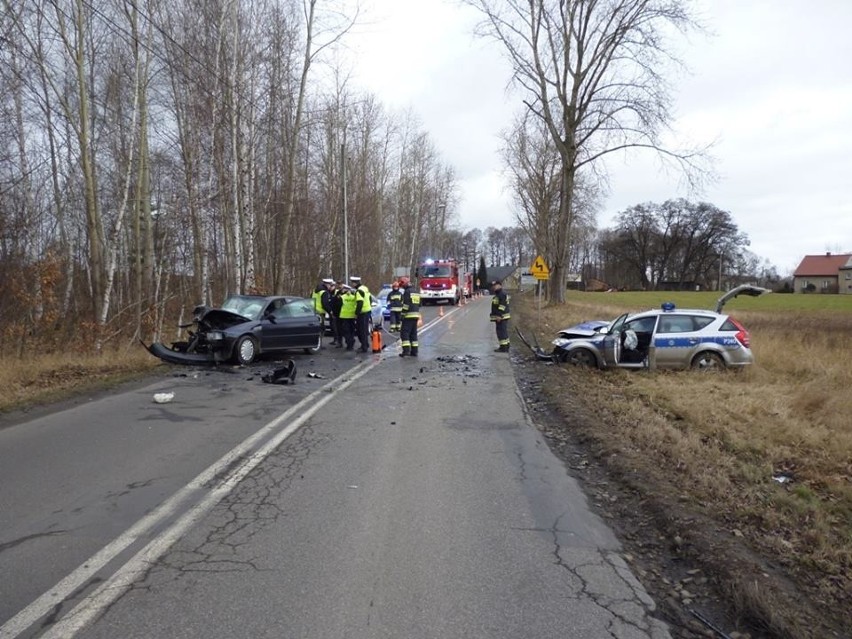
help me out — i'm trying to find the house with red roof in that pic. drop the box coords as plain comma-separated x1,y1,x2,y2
792,252,852,294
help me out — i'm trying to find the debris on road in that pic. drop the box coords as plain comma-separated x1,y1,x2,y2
261,360,297,385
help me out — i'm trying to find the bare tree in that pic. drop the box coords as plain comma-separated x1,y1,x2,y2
273,0,357,293
464,0,708,302
601,199,749,289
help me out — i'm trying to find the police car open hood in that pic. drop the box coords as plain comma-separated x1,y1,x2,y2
714,284,771,313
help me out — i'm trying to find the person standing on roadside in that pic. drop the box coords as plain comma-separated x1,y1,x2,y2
387,280,404,332
350,275,372,353
398,277,421,357
489,280,511,352
330,281,346,347
311,279,327,317
323,279,342,347
314,278,334,346
339,284,358,350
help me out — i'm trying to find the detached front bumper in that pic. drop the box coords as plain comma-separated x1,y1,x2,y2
145,342,220,366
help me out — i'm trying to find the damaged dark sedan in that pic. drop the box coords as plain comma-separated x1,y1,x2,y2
147,294,322,366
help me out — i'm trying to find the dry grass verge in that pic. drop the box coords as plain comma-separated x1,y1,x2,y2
514,291,851,639
0,346,159,414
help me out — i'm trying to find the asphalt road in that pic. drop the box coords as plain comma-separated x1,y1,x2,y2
0,297,670,639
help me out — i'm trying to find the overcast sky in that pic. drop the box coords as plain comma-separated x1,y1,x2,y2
340,0,852,274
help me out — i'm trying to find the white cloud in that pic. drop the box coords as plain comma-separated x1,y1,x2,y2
342,0,852,273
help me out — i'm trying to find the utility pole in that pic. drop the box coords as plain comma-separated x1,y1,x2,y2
342,141,349,281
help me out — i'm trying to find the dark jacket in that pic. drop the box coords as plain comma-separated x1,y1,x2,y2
387,288,404,311
490,288,510,321
401,286,421,318
330,290,344,316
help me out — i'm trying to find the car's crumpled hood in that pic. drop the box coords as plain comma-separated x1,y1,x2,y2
196,307,252,329
556,320,610,339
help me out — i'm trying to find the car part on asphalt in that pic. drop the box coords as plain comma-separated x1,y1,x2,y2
261,360,297,384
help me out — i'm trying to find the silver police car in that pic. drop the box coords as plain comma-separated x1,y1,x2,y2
548,285,770,370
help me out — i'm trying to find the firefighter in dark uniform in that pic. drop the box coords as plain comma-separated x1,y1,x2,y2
490,280,511,352
387,280,404,332
398,277,421,357
350,275,372,353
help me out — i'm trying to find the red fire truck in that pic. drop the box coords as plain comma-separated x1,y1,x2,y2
417,258,462,305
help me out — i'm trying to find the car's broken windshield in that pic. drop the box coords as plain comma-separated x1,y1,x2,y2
221,296,262,318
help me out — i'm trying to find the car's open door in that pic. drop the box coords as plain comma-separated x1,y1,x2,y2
602,313,628,366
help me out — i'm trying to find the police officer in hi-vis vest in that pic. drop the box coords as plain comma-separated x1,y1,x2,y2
350,275,372,353
312,278,334,346
339,285,358,350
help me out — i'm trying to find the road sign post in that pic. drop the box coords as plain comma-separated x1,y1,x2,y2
531,255,550,330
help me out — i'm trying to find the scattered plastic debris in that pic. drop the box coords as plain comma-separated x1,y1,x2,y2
153,392,174,404
435,355,479,364
772,474,793,484
307,372,325,379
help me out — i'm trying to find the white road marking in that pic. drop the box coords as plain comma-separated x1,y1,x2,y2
0,358,379,639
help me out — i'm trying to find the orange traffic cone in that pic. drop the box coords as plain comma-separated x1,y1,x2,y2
439,305,444,317
371,328,382,353
417,316,423,328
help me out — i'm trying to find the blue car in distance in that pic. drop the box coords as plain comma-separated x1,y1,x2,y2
376,285,393,322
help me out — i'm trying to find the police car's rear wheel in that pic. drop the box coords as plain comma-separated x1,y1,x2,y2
691,351,725,370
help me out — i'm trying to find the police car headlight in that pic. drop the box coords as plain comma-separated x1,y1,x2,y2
207,330,225,341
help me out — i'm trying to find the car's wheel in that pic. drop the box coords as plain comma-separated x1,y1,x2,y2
565,348,596,368
691,351,725,371
234,335,258,365
304,333,322,354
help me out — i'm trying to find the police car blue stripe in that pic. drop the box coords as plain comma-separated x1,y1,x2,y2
654,336,742,349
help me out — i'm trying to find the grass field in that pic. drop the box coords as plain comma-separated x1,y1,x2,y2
515,289,852,638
